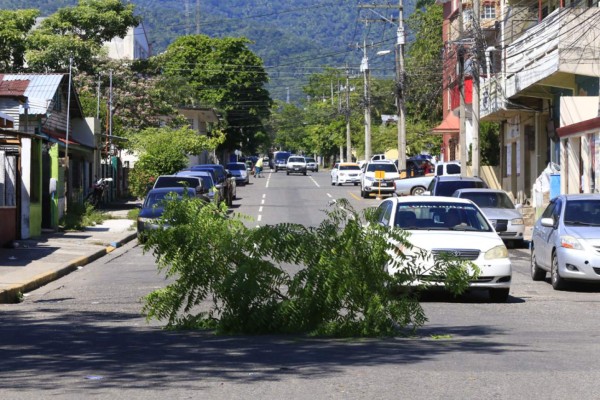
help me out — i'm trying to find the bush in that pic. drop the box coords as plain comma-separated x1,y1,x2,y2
60,202,107,231
142,198,475,337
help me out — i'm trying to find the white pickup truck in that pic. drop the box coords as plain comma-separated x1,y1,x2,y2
393,161,461,196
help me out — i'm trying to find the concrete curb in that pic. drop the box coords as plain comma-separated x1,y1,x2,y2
0,232,138,304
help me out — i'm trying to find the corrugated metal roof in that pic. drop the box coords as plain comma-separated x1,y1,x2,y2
2,74,64,115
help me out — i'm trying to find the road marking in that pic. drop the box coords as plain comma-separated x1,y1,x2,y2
310,176,320,187
262,194,266,198
261,199,265,204
349,192,361,201
257,215,262,222
326,193,332,198
259,206,263,212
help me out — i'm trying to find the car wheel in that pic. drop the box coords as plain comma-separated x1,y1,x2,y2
331,179,335,186
551,253,567,290
316,168,319,172
303,171,306,176
354,182,358,186
411,186,426,196
360,187,367,198
336,177,341,186
489,288,509,303
286,171,289,175
530,247,546,281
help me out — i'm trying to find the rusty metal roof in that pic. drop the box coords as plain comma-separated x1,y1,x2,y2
1,74,65,115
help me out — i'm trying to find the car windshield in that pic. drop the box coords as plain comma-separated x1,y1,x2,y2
144,191,186,208
288,157,304,162
394,202,493,232
154,177,199,189
563,199,600,226
436,180,486,196
459,192,515,209
367,163,397,173
226,163,245,170
340,165,360,171
275,153,290,161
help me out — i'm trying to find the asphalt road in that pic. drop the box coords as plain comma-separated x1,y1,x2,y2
2,168,600,399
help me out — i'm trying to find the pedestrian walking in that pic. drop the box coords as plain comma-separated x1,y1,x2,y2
254,157,264,178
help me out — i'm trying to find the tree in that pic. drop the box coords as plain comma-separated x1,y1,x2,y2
0,9,39,72
25,0,141,73
142,197,477,336
159,35,272,154
128,126,225,198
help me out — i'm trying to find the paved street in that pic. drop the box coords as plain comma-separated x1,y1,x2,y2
2,169,600,399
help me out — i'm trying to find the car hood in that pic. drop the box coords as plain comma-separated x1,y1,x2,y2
479,208,522,220
408,230,504,252
563,225,600,241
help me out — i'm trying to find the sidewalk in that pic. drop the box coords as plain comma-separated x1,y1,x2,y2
0,200,138,303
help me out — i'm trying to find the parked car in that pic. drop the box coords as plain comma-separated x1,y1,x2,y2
393,161,461,196
453,188,526,247
137,187,197,242
374,196,512,302
305,157,318,172
530,194,600,290
424,175,488,197
331,162,361,186
397,158,436,179
175,170,219,204
286,155,307,175
360,161,400,198
152,175,210,203
189,164,236,205
226,162,250,185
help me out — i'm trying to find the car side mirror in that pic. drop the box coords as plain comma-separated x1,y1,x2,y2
540,217,555,228
196,185,208,195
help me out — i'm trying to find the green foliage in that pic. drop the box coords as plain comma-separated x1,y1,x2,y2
128,126,224,198
0,9,39,72
24,0,140,73
159,34,272,154
480,121,501,166
60,201,107,231
142,198,477,337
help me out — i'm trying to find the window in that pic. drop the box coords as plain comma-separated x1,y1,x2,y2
53,89,62,112
483,5,496,19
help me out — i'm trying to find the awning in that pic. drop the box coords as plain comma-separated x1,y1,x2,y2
556,117,600,138
432,112,459,135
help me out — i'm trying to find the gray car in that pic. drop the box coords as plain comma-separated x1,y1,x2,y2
530,194,600,290
453,188,525,247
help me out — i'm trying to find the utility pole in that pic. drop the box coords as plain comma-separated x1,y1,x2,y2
360,38,372,161
458,0,467,173
472,0,480,177
395,0,406,172
196,0,201,34
359,2,404,166
346,66,352,162
65,56,73,210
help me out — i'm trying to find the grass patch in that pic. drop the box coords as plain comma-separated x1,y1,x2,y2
127,208,140,220
60,202,108,231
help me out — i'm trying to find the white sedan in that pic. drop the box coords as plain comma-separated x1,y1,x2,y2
330,162,361,186
374,196,512,302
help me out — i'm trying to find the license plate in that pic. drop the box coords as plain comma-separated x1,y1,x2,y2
380,182,388,187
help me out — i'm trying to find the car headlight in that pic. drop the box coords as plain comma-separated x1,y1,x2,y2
560,235,583,250
484,244,509,260
365,176,375,182
511,218,524,225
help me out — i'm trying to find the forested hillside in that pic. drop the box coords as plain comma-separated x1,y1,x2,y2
0,0,416,101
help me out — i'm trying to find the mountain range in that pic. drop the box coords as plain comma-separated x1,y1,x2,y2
0,0,416,101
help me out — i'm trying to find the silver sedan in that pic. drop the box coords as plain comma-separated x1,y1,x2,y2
530,194,600,290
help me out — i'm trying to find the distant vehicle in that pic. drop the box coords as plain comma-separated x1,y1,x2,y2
424,175,488,197
286,155,307,175
453,188,525,247
331,162,361,186
272,151,292,172
531,194,600,290
305,157,318,172
152,175,210,203
396,158,435,179
375,196,511,302
393,161,461,196
360,161,400,198
137,187,197,242
226,162,250,185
